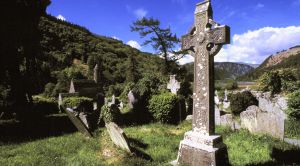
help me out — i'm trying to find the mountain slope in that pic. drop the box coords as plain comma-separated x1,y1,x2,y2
36,15,167,95
183,62,254,80
240,46,300,80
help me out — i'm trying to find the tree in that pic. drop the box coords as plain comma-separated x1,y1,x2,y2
131,17,182,73
0,0,50,116
125,52,139,83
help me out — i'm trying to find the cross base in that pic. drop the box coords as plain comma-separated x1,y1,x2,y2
172,131,229,166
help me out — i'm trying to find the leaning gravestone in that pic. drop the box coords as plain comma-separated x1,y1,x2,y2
65,108,93,138
106,122,132,153
174,0,230,165
167,75,181,95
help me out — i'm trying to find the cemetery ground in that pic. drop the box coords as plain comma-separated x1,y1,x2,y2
1,113,300,166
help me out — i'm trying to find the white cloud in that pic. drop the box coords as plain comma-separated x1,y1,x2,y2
127,40,141,50
215,26,300,64
112,36,120,40
56,14,66,21
178,54,194,65
134,8,148,19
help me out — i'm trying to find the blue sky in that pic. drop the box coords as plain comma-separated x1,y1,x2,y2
47,0,300,64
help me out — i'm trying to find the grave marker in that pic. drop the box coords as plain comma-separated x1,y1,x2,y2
167,75,181,95
174,0,230,165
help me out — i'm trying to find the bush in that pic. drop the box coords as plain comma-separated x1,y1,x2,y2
62,97,93,113
259,71,282,95
225,80,238,90
230,91,258,116
148,92,185,124
99,104,122,124
286,90,300,120
32,96,59,115
43,83,56,97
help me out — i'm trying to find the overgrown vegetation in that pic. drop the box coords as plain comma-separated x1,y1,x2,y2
62,97,93,112
148,92,185,124
286,90,300,120
229,91,258,116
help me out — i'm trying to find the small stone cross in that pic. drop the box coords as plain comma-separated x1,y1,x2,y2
167,75,181,95
181,0,230,135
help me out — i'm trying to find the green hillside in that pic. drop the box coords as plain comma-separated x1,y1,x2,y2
36,15,173,96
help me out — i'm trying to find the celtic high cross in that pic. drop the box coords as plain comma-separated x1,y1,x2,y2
182,0,230,136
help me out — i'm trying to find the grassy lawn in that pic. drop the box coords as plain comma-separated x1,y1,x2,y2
1,117,299,166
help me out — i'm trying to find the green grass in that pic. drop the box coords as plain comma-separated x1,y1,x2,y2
1,120,299,166
285,119,300,139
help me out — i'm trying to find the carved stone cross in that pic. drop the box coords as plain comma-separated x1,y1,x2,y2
174,1,230,165
182,0,230,136
167,75,181,95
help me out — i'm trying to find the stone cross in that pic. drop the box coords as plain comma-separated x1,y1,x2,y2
167,75,181,95
181,0,230,136
175,0,230,165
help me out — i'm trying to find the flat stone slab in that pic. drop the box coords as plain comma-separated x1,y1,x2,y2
106,122,132,153
65,108,93,138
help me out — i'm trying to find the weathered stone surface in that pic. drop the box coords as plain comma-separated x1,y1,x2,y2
106,122,131,153
220,114,233,128
240,105,285,140
167,75,181,95
176,131,229,166
65,108,93,138
186,115,193,121
128,90,137,109
215,106,221,125
223,102,230,109
175,0,230,165
256,92,287,119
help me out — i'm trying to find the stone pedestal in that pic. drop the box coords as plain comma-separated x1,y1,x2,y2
175,131,229,166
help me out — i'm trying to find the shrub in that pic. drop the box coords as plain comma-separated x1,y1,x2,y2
259,71,282,95
43,83,56,97
286,90,300,120
62,97,93,113
230,91,258,116
225,80,238,90
148,92,185,124
32,96,59,115
100,104,122,124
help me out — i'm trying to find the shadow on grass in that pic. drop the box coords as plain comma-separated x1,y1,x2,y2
127,137,152,161
246,147,300,166
0,114,77,144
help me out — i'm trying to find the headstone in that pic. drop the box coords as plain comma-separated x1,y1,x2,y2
215,90,220,105
186,115,193,121
111,95,116,105
223,102,230,109
175,0,231,165
128,90,137,109
94,64,99,83
119,102,124,109
106,122,132,153
224,89,228,102
240,105,285,140
220,114,234,128
215,106,221,125
167,75,181,95
65,108,93,138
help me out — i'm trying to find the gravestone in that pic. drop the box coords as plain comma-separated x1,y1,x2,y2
167,75,181,95
240,105,285,140
94,64,99,83
174,0,230,165
224,89,228,102
128,90,137,109
215,105,221,125
65,108,93,138
215,90,220,105
106,122,132,153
